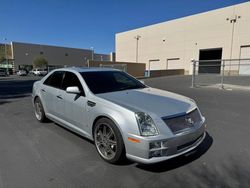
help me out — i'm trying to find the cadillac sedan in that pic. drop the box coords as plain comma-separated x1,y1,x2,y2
32,67,206,164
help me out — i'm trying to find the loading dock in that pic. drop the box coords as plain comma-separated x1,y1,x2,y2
198,48,222,74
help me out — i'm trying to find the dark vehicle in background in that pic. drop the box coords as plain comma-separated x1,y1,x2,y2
0,68,8,77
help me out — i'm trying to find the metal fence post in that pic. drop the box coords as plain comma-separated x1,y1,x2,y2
221,60,225,89
87,59,90,68
191,60,196,88
148,60,151,77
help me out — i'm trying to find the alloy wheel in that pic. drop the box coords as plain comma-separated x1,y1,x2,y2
34,99,43,120
94,123,117,160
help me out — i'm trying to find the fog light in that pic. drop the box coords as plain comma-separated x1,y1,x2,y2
162,140,168,147
149,141,161,149
149,150,162,158
149,149,168,158
161,149,168,156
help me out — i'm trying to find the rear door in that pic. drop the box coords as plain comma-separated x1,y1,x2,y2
42,71,64,116
41,73,53,113
60,71,88,129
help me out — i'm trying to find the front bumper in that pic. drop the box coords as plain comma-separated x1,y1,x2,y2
125,122,206,164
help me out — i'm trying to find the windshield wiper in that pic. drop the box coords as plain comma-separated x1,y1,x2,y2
120,85,145,91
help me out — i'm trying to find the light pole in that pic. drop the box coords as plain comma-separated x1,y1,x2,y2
84,57,88,67
227,15,240,74
90,47,94,61
134,35,141,63
4,38,8,74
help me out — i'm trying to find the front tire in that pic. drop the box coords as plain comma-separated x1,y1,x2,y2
34,97,47,122
94,118,125,164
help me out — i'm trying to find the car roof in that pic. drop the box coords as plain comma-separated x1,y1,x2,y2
54,67,121,73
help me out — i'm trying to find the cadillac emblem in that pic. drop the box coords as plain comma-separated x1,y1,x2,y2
185,116,194,126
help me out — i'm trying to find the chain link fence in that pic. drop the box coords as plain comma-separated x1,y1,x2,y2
191,59,250,88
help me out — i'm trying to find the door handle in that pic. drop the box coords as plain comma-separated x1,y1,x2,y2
41,89,46,92
87,100,96,107
57,95,63,99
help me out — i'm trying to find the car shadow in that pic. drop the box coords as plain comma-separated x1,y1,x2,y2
136,132,213,172
51,121,135,166
0,100,11,105
52,122,95,145
0,79,38,100
49,121,211,168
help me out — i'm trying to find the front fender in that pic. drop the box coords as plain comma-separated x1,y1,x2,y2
88,102,140,141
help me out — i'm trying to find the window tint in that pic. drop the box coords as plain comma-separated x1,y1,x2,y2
81,71,146,94
113,72,136,86
43,74,53,85
48,71,64,88
62,71,83,91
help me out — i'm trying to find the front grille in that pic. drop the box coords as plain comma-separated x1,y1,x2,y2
162,109,202,134
177,134,203,151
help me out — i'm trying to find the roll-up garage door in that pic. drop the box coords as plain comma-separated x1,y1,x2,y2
167,58,181,69
239,46,250,75
149,59,161,70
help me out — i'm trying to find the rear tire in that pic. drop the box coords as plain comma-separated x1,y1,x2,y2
93,118,126,164
34,97,47,122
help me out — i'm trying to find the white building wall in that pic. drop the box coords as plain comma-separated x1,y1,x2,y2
116,2,250,74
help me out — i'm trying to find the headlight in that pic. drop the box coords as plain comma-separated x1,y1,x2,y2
135,112,159,136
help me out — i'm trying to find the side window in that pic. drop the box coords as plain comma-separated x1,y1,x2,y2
61,72,83,91
43,74,53,86
46,71,64,89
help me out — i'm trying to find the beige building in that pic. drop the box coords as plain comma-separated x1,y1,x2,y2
116,2,250,75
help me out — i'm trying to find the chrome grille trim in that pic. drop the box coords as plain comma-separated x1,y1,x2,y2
162,108,202,134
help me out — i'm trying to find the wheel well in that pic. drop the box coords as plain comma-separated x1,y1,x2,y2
92,116,109,138
33,96,39,103
92,115,126,154
92,115,124,140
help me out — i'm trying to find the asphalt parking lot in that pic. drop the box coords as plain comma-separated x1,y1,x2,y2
0,75,250,188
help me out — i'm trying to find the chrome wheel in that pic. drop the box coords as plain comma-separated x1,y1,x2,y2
34,99,43,120
94,123,117,160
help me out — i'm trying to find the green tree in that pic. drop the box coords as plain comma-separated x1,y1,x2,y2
0,57,5,63
33,57,48,68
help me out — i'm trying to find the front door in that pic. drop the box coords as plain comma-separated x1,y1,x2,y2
60,71,88,130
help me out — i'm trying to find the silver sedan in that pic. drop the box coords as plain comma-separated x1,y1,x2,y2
32,67,206,164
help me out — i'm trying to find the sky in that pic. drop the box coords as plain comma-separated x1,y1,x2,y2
0,0,248,54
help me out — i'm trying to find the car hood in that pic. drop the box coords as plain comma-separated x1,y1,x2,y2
96,87,196,118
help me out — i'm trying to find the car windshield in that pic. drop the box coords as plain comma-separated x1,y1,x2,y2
81,71,146,94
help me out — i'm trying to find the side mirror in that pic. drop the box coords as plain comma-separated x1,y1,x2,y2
139,80,145,84
66,86,81,94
